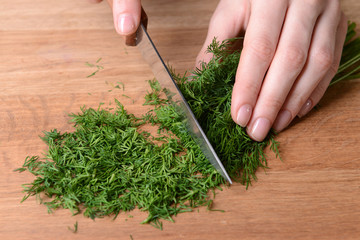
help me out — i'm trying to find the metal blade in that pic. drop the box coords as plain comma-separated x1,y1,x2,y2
136,24,232,184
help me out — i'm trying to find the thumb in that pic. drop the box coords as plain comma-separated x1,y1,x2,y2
109,0,141,36
195,0,249,69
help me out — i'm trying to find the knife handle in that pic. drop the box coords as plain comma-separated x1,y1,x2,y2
106,0,148,46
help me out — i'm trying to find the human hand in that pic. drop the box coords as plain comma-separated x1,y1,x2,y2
196,0,348,142
89,0,141,37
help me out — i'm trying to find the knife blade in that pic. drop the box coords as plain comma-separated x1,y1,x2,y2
135,23,232,184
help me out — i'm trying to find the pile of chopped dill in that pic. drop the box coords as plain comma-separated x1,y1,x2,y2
15,22,360,229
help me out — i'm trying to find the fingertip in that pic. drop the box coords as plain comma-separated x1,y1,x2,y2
297,99,313,118
235,104,252,127
117,13,137,35
112,0,141,36
246,117,271,142
273,109,292,132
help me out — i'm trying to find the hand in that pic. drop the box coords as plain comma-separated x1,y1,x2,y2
196,0,348,141
89,0,141,36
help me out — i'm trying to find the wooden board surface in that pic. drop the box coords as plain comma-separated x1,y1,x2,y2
1,0,359,239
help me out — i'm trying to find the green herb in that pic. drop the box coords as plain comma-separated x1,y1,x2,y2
15,95,221,228
15,22,360,230
173,38,279,187
331,22,360,85
86,70,99,78
117,82,125,91
68,221,78,233
86,58,104,78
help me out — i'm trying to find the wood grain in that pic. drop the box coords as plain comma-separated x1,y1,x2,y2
0,0,359,239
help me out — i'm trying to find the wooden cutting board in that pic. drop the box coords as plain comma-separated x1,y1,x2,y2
1,0,359,239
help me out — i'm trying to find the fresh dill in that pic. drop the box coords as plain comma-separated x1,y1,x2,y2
68,221,78,233
86,58,104,78
15,22,360,230
173,38,279,187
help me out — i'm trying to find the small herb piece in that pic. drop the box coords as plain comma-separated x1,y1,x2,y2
86,58,104,78
68,221,78,233
117,81,125,91
130,234,134,240
86,70,99,78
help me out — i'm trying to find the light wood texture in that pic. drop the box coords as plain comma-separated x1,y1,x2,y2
1,0,360,239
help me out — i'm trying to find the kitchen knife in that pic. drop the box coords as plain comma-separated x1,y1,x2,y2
107,3,232,184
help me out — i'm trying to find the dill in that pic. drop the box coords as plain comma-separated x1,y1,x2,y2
173,38,279,187
173,22,360,186
15,22,360,230
86,58,104,78
68,221,78,233
15,95,219,228
331,22,360,85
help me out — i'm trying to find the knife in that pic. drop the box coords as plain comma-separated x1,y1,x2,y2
107,3,232,184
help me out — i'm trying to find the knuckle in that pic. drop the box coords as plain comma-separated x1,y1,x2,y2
312,47,334,72
247,36,275,62
303,0,324,9
281,46,307,70
287,91,308,112
238,80,260,95
262,96,284,112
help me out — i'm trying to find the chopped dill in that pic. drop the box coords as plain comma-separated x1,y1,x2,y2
68,221,78,233
15,22,360,230
86,58,104,78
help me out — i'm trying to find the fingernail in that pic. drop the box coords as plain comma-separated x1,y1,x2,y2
236,104,252,127
118,14,135,35
248,117,271,142
273,110,292,132
298,99,313,118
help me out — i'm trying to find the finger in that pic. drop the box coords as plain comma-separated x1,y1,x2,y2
271,1,342,132
230,0,288,130
297,12,348,118
112,0,141,36
195,0,250,68
244,0,327,141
